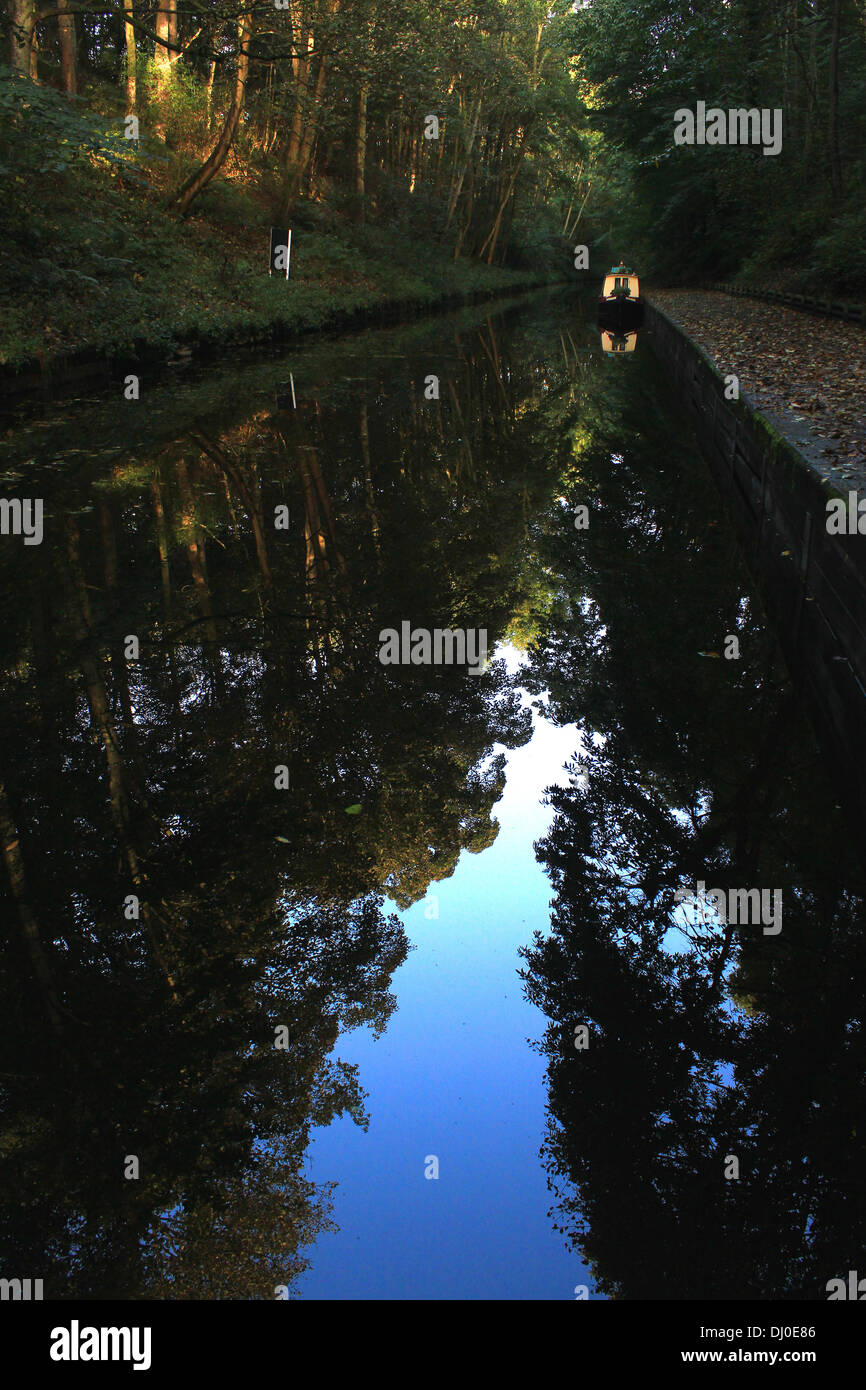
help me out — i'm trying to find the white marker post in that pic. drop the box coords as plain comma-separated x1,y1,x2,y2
269,227,291,278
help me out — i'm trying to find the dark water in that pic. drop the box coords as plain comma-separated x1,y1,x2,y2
0,291,864,1301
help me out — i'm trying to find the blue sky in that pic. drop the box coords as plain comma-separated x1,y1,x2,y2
296,651,600,1300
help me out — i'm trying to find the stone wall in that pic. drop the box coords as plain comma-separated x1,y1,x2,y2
646,299,866,823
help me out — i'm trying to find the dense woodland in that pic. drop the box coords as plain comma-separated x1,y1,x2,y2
1,1,865,370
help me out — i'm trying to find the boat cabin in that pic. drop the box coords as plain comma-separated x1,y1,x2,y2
601,265,640,301
597,262,644,329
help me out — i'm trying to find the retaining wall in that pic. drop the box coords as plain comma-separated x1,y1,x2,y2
645,299,866,823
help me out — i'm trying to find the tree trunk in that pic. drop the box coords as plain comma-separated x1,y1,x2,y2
8,0,36,74
124,3,136,113
355,80,368,219
154,0,175,102
284,0,311,175
445,94,481,229
281,3,335,222
205,58,216,129
172,10,252,217
154,0,170,95
293,51,328,190
479,127,529,263
57,0,76,94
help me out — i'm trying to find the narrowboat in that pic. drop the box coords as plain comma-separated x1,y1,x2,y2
597,263,643,328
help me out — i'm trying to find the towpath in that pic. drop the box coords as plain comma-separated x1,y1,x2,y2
649,289,866,490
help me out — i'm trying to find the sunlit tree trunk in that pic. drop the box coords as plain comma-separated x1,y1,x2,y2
205,58,216,129
124,3,136,113
172,9,253,217
282,2,336,221
8,0,36,73
154,0,175,114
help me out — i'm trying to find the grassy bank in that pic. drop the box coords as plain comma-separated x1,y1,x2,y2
0,70,561,382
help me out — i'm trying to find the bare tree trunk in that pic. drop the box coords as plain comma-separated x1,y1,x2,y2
124,3,136,113
153,0,171,127
293,50,329,191
284,0,311,173
453,169,474,259
281,3,334,222
445,94,481,229
355,80,368,219
57,0,76,94
479,128,529,263
565,180,592,239
172,10,252,217
205,58,216,129
154,0,175,103
8,0,36,73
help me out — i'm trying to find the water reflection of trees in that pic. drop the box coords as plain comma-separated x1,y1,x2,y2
519,384,866,1300
0,303,589,1297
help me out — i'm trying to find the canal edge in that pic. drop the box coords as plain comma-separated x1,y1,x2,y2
645,297,866,826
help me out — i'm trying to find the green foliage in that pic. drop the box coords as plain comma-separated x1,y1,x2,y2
808,207,866,293
195,177,263,228
0,65,133,178
568,0,866,291
139,56,210,150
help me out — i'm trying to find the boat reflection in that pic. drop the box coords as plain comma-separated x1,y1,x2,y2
600,328,639,354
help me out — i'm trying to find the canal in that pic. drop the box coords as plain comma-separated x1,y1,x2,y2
0,289,863,1300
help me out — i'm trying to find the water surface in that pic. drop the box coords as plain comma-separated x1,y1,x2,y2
0,291,863,1301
